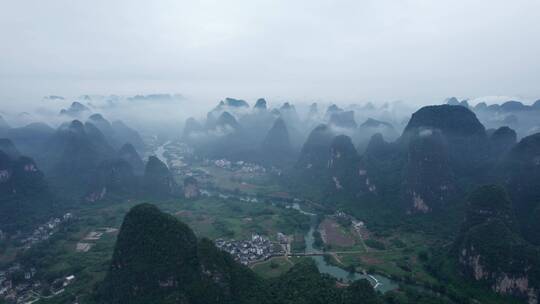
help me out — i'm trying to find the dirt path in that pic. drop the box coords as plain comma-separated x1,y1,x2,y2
249,259,267,269
282,243,294,266
354,228,369,252
328,250,364,254
249,256,293,269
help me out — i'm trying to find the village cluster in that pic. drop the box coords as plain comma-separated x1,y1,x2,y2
162,142,195,174
17,213,73,250
215,233,286,265
155,141,284,185
210,159,267,174
0,213,76,303
332,210,368,242
0,263,76,304
210,158,283,176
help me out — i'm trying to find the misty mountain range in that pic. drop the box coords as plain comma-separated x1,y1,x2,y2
1,95,540,303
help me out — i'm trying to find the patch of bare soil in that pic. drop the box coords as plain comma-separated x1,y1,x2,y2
320,219,355,247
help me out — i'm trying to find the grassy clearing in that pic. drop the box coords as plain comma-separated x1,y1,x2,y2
168,197,310,241
252,256,311,279
251,256,294,279
10,195,312,302
330,230,439,286
193,165,282,195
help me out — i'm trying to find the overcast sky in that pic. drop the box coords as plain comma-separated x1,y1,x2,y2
1,0,539,106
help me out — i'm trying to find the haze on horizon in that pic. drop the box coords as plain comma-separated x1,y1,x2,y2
1,0,540,107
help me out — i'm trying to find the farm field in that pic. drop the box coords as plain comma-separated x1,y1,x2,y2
192,165,282,195
251,256,309,279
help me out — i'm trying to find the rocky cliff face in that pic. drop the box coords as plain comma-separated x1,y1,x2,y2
386,105,492,213
498,132,540,245
0,150,55,233
454,185,540,304
296,124,335,171
86,159,136,202
402,130,455,213
356,134,388,196
401,105,488,179
327,135,360,193
295,131,364,198
0,152,46,196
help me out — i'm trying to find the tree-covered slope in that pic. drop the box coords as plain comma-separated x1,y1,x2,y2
453,185,540,303
0,151,56,233
498,133,540,244
260,117,293,165
401,105,489,180
98,203,201,304
402,130,455,213
96,204,388,304
143,156,177,197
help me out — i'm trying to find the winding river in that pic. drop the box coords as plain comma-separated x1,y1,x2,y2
154,140,171,166
159,149,400,293
294,203,399,293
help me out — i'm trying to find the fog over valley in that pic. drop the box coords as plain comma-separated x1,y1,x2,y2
1,1,540,304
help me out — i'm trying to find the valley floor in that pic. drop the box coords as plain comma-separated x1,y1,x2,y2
0,140,518,304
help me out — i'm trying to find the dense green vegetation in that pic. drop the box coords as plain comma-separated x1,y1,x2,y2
2,102,540,303
96,204,202,304
143,156,177,197
497,132,540,245
94,204,466,304
364,239,386,250
424,185,540,304
0,151,59,233
94,204,380,304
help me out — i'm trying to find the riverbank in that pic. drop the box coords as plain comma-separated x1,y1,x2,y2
293,203,400,293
